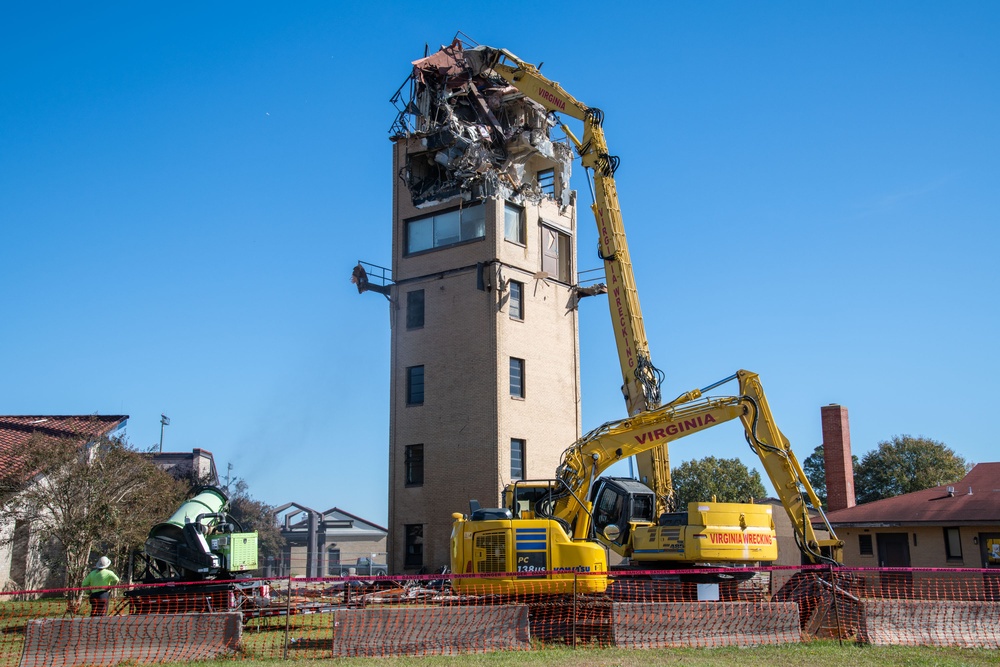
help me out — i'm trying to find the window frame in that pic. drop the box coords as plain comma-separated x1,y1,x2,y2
503,203,526,245
511,438,525,480
509,357,525,399
859,534,874,556
405,204,486,255
537,168,556,197
406,365,424,406
509,280,524,320
944,527,963,561
406,290,425,330
540,224,572,283
404,444,424,486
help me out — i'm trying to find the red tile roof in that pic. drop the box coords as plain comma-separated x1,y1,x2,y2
0,415,128,479
822,462,1000,525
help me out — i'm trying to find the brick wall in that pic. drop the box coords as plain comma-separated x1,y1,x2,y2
388,140,581,573
821,404,855,512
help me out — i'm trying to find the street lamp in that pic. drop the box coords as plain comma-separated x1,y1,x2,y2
159,414,170,452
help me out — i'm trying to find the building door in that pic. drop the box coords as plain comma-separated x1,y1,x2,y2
876,532,912,598
979,532,1000,600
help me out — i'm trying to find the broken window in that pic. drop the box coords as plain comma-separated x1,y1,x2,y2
406,290,424,329
406,204,485,254
392,39,574,209
405,444,424,486
541,225,571,283
537,168,555,196
404,524,424,570
509,280,523,320
504,203,525,245
511,439,525,480
406,365,424,405
510,357,525,398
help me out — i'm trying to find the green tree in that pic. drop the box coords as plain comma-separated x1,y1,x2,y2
802,445,859,508
0,431,186,598
854,435,970,504
670,456,766,509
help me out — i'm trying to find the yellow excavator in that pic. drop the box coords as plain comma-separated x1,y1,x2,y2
452,369,841,593
450,47,842,594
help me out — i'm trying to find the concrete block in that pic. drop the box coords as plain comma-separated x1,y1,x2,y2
612,601,801,648
859,600,1000,648
19,612,242,667
331,605,530,656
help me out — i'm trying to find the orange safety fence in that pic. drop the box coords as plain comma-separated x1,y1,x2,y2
2,566,1000,665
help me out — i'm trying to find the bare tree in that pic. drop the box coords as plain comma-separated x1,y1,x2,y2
0,431,186,600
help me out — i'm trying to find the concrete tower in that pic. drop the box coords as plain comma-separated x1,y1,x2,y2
379,40,583,573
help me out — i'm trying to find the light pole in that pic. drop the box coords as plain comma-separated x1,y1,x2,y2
159,414,170,452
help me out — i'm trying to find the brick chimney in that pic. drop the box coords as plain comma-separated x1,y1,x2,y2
821,404,855,511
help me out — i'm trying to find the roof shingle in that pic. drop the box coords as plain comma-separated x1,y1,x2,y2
824,462,1000,525
0,415,128,478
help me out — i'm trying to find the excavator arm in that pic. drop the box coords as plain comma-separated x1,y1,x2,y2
735,370,843,564
523,369,842,564
541,395,747,540
485,48,670,508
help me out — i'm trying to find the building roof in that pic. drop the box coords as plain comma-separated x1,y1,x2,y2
823,462,1000,526
278,504,388,535
0,415,128,476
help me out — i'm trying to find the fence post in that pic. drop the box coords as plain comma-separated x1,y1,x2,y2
282,573,292,660
572,573,578,649
829,564,842,646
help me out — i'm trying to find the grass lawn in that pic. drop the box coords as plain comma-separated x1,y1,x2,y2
155,642,1000,667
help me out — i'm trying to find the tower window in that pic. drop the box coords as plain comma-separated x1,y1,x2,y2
406,204,485,254
406,290,425,329
510,358,525,398
541,226,571,283
509,281,523,320
537,168,555,196
511,439,525,480
504,203,525,245
405,444,424,486
406,366,424,405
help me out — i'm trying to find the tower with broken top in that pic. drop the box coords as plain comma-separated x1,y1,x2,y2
382,38,583,573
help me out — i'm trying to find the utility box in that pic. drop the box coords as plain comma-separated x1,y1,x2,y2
212,533,259,571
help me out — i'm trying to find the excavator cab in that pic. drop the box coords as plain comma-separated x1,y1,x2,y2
591,477,656,548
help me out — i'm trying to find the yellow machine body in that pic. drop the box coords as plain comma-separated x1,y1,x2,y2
450,514,607,595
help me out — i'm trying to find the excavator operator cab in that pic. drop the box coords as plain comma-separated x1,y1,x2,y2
591,477,656,546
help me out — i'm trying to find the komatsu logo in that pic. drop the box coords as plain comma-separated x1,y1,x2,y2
709,533,773,545
633,414,717,444
538,87,566,111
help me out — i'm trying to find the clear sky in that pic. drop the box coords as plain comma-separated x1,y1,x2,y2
2,2,998,523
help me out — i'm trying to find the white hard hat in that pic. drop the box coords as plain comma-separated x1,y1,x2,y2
96,556,111,570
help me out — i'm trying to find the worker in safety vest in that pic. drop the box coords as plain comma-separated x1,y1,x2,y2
81,556,120,616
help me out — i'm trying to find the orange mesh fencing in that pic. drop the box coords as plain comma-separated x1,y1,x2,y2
2,566,999,665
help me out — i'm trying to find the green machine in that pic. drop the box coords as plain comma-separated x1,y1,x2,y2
142,486,259,581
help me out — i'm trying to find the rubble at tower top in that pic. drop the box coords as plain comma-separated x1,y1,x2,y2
390,38,572,209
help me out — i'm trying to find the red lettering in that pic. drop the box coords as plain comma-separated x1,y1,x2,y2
653,428,666,440
704,414,716,425
683,419,698,431
666,424,678,436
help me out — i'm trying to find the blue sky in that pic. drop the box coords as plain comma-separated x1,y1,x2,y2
2,3,997,522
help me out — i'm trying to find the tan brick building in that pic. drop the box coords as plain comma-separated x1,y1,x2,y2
378,40,584,573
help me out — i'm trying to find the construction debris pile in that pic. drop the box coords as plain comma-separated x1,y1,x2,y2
390,38,572,209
